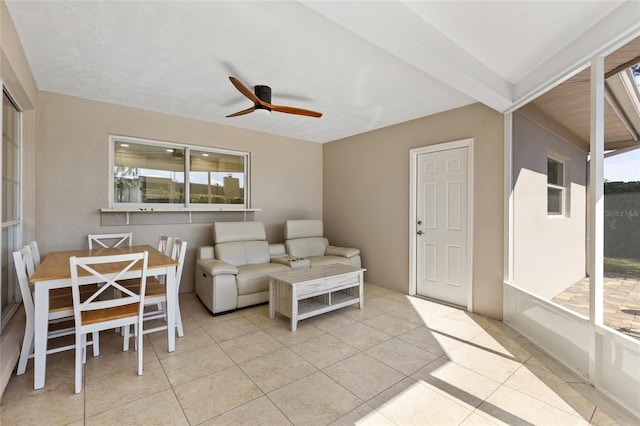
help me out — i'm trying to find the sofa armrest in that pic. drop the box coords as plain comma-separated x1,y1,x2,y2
197,246,215,260
326,246,360,258
197,259,239,275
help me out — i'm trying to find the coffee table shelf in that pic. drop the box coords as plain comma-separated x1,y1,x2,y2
298,290,360,319
269,264,366,331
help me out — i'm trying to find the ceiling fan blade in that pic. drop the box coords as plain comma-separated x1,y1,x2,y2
228,76,260,104
269,103,323,118
226,106,255,118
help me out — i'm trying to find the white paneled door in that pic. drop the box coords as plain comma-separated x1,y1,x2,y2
416,145,469,307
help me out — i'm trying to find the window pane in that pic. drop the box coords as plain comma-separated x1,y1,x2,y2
548,158,564,186
2,93,20,222
603,155,640,339
1,91,21,333
113,142,185,204
189,150,245,205
547,187,563,214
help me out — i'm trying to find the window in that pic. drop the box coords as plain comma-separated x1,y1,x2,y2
110,136,249,209
1,90,22,334
547,157,565,215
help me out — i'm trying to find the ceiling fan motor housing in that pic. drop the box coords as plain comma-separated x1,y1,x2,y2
254,85,272,109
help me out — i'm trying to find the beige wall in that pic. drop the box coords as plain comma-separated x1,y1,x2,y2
512,111,587,298
1,0,38,396
323,103,505,319
36,91,323,295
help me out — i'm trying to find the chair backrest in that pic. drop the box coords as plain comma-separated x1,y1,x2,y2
69,251,148,325
87,232,133,249
27,241,41,268
13,246,36,322
171,238,188,289
157,234,174,256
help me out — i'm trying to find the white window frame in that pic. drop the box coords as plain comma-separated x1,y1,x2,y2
108,135,250,210
547,155,566,216
0,86,23,334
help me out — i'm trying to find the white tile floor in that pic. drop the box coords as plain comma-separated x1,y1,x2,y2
1,284,638,425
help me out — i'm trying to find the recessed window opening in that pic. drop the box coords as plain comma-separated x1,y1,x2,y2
547,156,565,216
110,135,249,209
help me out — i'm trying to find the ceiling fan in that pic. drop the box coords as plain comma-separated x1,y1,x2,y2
226,76,322,118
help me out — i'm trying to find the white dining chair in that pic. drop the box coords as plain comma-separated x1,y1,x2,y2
69,251,148,394
27,240,41,268
157,234,174,257
14,246,99,376
87,232,132,249
123,238,187,339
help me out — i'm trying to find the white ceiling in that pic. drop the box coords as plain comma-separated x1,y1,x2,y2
5,0,637,143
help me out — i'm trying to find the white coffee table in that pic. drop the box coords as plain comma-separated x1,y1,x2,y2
268,264,366,331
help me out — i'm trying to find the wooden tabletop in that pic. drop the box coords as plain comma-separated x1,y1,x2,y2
29,244,178,283
268,264,365,284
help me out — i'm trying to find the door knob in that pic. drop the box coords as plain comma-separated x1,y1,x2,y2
417,230,424,236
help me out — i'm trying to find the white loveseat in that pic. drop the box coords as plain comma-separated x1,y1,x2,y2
195,221,300,315
284,220,362,268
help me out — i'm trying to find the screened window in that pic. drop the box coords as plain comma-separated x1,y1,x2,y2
547,157,565,215
1,90,22,333
111,136,248,208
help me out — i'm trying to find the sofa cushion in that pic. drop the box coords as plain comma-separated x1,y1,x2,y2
285,237,328,258
308,255,354,267
216,241,271,266
284,220,323,239
214,221,266,244
236,263,290,295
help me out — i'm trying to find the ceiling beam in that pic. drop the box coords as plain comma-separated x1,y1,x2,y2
605,54,640,79
510,0,640,113
301,1,514,112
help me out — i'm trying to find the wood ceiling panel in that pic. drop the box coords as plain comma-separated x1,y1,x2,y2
528,36,640,150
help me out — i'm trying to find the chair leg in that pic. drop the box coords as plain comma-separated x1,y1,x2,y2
91,331,100,357
176,306,184,338
82,334,87,364
123,325,131,351
133,323,138,352
75,333,83,394
16,323,34,375
137,323,143,376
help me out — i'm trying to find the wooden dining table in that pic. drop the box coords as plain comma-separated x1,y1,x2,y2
28,244,179,390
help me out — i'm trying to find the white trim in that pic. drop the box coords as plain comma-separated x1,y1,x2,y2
409,138,474,312
503,113,513,287
588,55,606,385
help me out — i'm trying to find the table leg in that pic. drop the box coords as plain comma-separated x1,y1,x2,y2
33,285,49,389
291,288,298,332
165,265,177,352
269,279,275,319
359,272,364,309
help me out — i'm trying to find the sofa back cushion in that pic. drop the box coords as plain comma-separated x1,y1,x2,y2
213,221,270,266
216,241,271,266
284,220,323,239
286,237,328,258
214,221,266,244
